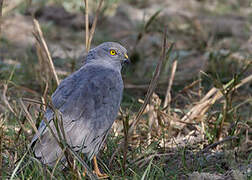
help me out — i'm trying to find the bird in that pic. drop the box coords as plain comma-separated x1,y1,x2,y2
31,42,130,178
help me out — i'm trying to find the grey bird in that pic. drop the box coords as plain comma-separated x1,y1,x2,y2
31,42,129,177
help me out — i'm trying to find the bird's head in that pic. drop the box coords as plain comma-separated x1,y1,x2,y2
86,42,130,69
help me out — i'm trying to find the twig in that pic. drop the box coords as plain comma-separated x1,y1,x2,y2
33,19,59,86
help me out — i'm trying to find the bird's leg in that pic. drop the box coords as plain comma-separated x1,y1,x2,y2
93,156,109,179
80,153,87,177
82,168,86,177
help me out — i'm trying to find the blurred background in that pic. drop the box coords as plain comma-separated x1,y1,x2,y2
0,0,251,179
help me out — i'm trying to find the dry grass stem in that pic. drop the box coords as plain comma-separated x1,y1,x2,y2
84,0,104,52
172,80,201,101
217,99,227,140
128,153,174,168
109,27,169,167
198,73,202,98
41,115,61,147
200,136,238,153
33,19,59,86
22,97,46,106
87,0,104,50
67,147,97,180
36,42,50,86
128,27,168,135
5,81,39,96
42,82,49,111
15,114,28,141
2,84,16,116
164,60,177,109
0,114,3,178
181,74,252,124
51,147,67,180
19,98,40,140
0,0,3,37
84,0,89,52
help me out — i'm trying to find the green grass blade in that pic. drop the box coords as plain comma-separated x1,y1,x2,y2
141,156,154,180
10,150,29,180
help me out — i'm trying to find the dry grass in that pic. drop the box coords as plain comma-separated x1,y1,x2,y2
0,0,251,179
0,0,3,37
84,0,104,52
33,19,59,86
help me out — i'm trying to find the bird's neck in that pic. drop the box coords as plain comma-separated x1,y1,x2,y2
84,60,122,72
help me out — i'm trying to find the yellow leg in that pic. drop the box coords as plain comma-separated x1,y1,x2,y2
82,168,86,177
93,156,109,179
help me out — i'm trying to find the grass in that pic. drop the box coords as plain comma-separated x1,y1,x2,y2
0,0,252,179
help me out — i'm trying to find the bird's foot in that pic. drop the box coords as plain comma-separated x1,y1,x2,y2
82,169,86,177
93,170,109,179
93,155,109,179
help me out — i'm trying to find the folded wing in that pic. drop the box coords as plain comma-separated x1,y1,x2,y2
32,64,123,166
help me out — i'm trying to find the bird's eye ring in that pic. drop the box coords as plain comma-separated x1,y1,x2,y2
110,49,117,56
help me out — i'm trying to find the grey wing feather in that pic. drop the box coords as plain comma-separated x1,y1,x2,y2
30,70,81,145
32,64,123,165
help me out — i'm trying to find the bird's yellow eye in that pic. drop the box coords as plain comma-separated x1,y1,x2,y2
110,49,117,56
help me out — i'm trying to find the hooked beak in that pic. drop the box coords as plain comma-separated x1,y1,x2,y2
123,53,130,65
